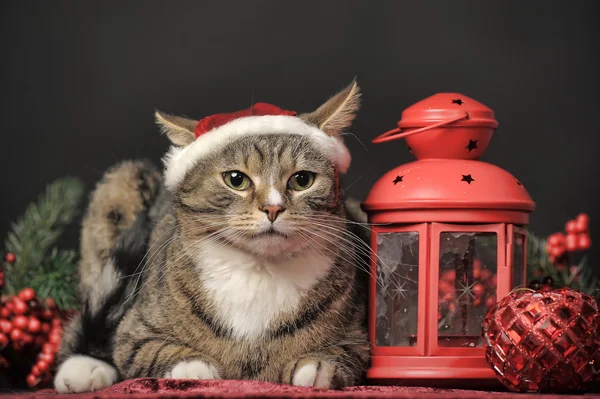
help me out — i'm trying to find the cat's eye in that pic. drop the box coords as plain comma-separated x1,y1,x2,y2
223,171,252,191
288,171,315,191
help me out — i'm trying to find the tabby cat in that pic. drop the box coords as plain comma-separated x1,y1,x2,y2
54,81,370,393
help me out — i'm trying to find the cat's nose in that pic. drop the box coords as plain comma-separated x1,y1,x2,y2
262,205,285,222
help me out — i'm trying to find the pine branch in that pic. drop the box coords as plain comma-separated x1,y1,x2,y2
29,248,79,310
3,177,84,302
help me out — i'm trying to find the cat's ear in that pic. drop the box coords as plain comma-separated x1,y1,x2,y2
299,79,361,136
154,110,197,147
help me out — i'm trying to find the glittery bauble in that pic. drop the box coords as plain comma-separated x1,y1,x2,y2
482,287,600,393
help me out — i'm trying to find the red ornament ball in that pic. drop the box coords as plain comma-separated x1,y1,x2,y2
4,252,16,264
482,287,600,393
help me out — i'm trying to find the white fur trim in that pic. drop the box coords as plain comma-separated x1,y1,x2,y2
162,115,351,191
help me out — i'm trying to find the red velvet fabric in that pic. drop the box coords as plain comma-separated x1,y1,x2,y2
5,379,595,399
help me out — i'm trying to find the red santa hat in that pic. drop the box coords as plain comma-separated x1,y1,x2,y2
162,102,352,190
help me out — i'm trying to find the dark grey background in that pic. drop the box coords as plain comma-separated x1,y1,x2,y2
1,1,598,272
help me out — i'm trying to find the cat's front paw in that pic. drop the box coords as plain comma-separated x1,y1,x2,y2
165,360,221,380
289,358,337,389
54,355,118,393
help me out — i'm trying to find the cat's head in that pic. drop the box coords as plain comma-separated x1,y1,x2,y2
155,80,360,259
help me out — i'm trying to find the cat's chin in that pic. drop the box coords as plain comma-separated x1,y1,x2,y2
235,234,308,259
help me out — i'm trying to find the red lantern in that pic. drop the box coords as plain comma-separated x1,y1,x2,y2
362,93,536,386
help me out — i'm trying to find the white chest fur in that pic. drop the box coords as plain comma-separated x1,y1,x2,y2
195,240,333,341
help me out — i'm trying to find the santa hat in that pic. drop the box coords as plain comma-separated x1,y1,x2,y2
162,102,352,190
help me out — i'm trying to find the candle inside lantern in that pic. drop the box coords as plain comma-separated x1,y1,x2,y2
363,93,536,386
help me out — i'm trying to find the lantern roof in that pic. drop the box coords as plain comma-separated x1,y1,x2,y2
362,158,535,212
363,92,536,214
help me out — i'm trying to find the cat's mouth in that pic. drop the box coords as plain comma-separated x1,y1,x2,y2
251,228,289,239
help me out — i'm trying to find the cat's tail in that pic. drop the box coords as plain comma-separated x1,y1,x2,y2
55,160,166,393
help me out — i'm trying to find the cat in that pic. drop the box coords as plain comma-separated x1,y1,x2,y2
54,80,371,393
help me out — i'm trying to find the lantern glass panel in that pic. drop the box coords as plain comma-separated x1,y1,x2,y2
375,232,419,347
512,232,525,288
438,232,497,348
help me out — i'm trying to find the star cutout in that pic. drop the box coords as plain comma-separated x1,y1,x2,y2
466,139,478,152
452,99,464,105
393,175,404,185
461,174,475,184
456,280,477,303
394,281,409,300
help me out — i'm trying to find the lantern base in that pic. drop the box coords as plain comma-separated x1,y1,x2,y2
368,355,503,390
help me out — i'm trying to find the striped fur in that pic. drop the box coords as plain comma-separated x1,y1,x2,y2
55,84,370,393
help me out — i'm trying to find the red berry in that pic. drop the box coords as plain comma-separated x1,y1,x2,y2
0,307,10,319
26,373,38,388
18,288,36,302
42,343,54,354
49,332,61,345
52,318,62,328
575,213,590,232
12,298,28,315
549,246,563,258
472,283,485,297
565,220,577,234
41,309,53,320
578,233,591,250
31,365,40,377
4,302,13,312
485,296,496,308
566,233,578,251
13,315,28,330
41,322,51,334
27,317,41,333
36,359,49,372
547,233,565,246
35,335,46,346
0,333,8,347
45,298,56,309
0,319,12,334
22,333,34,344
4,253,16,264
10,328,23,341
41,352,54,364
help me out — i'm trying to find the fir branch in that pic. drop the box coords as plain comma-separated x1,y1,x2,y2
29,248,79,310
3,177,84,302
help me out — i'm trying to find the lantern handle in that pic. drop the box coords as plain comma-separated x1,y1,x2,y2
372,113,469,144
